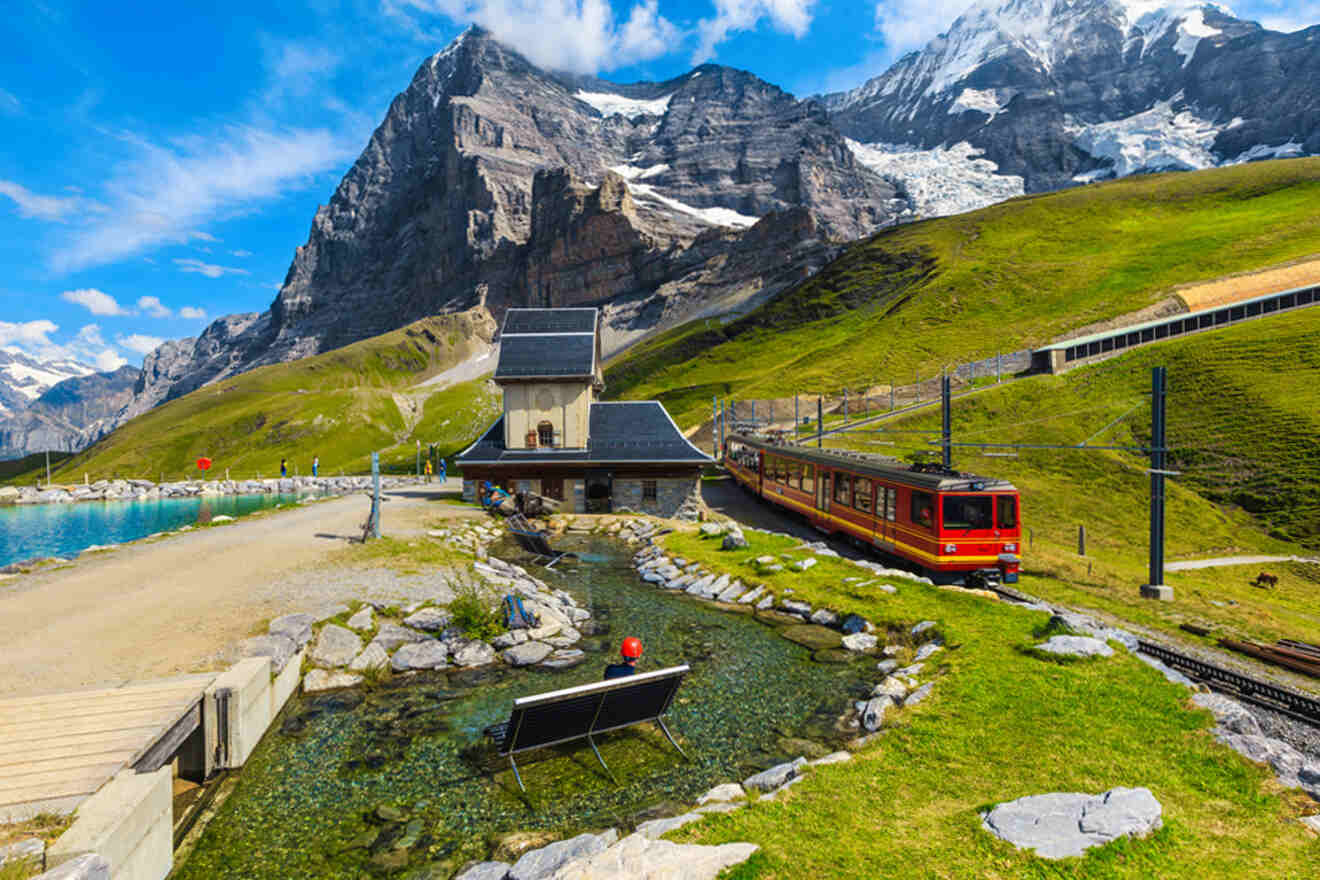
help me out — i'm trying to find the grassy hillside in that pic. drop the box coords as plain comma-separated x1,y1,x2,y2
31,314,500,484
606,158,1320,428
0,451,72,482
825,305,1320,645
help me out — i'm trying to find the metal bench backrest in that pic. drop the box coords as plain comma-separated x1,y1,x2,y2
499,665,689,756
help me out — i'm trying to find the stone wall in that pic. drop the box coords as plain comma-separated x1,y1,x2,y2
612,476,700,518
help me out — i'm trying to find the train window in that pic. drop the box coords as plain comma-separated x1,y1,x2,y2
997,496,1018,529
853,477,872,512
834,474,851,506
802,464,815,493
883,486,897,521
943,495,992,530
910,490,934,529
789,461,801,489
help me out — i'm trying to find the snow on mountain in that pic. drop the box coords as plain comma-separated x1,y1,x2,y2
609,162,761,228
574,90,673,119
0,348,96,403
1069,94,1219,176
948,88,1017,122
846,140,1025,217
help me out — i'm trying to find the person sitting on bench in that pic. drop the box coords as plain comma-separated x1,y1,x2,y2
603,637,643,679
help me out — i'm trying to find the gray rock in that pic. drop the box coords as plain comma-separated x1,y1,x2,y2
345,607,374,631
876,583,897,594
809,609,838,625
310,624,362,668
508,830,619,880
872,677,908,701
454,861,512,880
755,595,774,610
635,812,704,839
349,642,390,672
895,663,924,677
982,787,1162,859
1299,815,1320,833
875,659,899,674
1213,731,1309,788
810,751,852,766
403,607,454,632
504,641,554,667
906,682,935,706
550,833,758,880
742,758,805,793
699,523,724,537
779,599,813,617
34,854,110,880
790,558,817,572
269,612,316,647
1134,652,1196,687
303,669,363,692
239,633,298,673
757,776,804,801
1191,693,1261,737
715,580,745,603
372,623,429,652
914,641,944,661
721,530,749,550
391,640,449,671
861,696,892,731
453,641,497,667
735,586,765,604
911,620,936,636
841,633,878,652
754,556,776,566
493,630,529,648
1035,635,1114,658
697,783,745,804
540,648,587,669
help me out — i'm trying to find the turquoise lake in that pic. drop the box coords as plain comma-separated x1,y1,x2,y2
0,493,310,567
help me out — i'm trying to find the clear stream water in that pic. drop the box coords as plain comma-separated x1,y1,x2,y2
178,536,879,879
0,493,310,567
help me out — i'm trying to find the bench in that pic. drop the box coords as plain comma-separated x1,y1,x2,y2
484,664,690,791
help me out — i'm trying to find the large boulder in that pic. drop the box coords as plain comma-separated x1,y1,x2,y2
345,607,374,631
310,624,362,668
552,832,758,880
391,641,449,671
981,787,1163,859
239,634,298,673
453,863,512,880
1034,635,1113,658
742,759,805,793
269,612,316,647
861,696,892,731
372,623,429,652
303,669,363,693
841,633,878,653
403,607,453,632
503,641,554,667
508,830,618,880
1191,693,1261,737
453,640,497,668
348,643,390,672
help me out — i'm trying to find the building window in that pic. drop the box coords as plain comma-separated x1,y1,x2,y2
642,480,657,501
537,421,555,448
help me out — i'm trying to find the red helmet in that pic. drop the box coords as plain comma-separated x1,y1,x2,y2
620,637,643,660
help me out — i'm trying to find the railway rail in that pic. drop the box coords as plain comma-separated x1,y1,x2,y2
1137,640,1320,728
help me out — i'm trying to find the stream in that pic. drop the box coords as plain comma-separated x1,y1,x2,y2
177,535,875,878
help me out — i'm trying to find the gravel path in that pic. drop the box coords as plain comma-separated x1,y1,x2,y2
0,481,476,698
1166,555,1318,571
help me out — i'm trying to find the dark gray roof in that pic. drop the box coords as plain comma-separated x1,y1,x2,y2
458,402,712,465
502,308,598,335
494,333,596,380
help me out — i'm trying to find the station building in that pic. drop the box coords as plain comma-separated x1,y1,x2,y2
456,307,711,516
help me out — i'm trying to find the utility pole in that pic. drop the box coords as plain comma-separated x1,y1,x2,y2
712,396,719,458
415,439,421,478
1142,366,1172,600
794,394,799,441
843,388,848,422
997,352,1003,383
941,374,952,469
890,382,895,411
817,396,823,448
45,450,50,486
370,452,381,539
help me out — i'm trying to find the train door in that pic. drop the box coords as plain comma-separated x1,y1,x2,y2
874,484,889,548
818,470,831,515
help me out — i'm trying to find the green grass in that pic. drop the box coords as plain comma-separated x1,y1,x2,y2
820,305,1320,645
660,529,1320,878
15,313,500,485
605,158,1320,429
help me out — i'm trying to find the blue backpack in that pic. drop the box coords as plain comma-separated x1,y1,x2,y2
503,595,539,630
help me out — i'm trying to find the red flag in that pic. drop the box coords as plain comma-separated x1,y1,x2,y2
196,457,212,471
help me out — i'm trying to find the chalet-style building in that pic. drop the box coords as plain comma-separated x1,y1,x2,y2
457,308,711,516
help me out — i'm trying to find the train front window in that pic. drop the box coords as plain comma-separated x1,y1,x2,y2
997,496,1018,529
943,495,993,530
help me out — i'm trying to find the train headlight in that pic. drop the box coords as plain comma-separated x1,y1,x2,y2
944,543,957,553
1004,543,1017,552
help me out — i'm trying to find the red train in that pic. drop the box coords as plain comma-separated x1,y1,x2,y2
724,433,1021,585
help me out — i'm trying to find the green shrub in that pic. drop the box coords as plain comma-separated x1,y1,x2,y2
449,585,505,641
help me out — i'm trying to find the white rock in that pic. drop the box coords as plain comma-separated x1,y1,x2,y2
348,643,390,672
982,787,1163,859
743,759,805,792
1035,635,1113,658
861,696,892,731
872,677,908,701
372,623,428,652
510,830,618,880
810,751,852,766
345,606,374,631
453,640,497,667
403,607,453,632
310,624,362,668
0,838,44,867
504,641,554,666
391,640,449,671
550,832,758,880
269,612,316,647
914,641,944,661
697,782,745,805
841,633,878,652
303,669,363,693
635,812,704,839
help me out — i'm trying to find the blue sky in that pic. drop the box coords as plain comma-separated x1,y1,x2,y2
0,0,1315,371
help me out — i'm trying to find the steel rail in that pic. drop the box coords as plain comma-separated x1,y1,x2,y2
1136,640,1320,728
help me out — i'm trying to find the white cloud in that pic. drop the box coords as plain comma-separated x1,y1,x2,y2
693,0,815,63
1257,1,1320,32
263,41,342,103
873,0,984,57
116,333,166,356
389,0,679,73
174,258,250,279
49,125,355,273
0,321,126,371
61,288,130,316
188,231,220,242
179,306,208,320
137,296,173,318
0,180,105,222
229,249,253,257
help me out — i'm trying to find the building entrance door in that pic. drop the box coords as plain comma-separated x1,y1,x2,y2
541,478,564,501
586,473,612,513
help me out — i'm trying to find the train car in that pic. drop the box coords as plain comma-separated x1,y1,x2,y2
724,433,1021,585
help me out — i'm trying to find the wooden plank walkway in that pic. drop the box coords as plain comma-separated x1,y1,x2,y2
0,673,215,821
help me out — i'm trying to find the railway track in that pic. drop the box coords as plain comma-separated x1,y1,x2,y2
1137,640,1320,728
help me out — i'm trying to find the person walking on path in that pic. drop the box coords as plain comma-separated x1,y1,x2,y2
438,458,447,483
424,458,433,482
280,458,288,478
312,456,319,478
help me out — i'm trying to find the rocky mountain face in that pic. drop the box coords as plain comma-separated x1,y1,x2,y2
821,0,1318,214
0,348,96,419
0,365,140,459
115,28,903,424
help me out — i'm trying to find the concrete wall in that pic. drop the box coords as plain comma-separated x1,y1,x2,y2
46,768,172,880
502,381,592,450
205,649,304,771
612,476,699,517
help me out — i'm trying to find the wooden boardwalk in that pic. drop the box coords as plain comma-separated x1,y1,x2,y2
0,673,215,822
